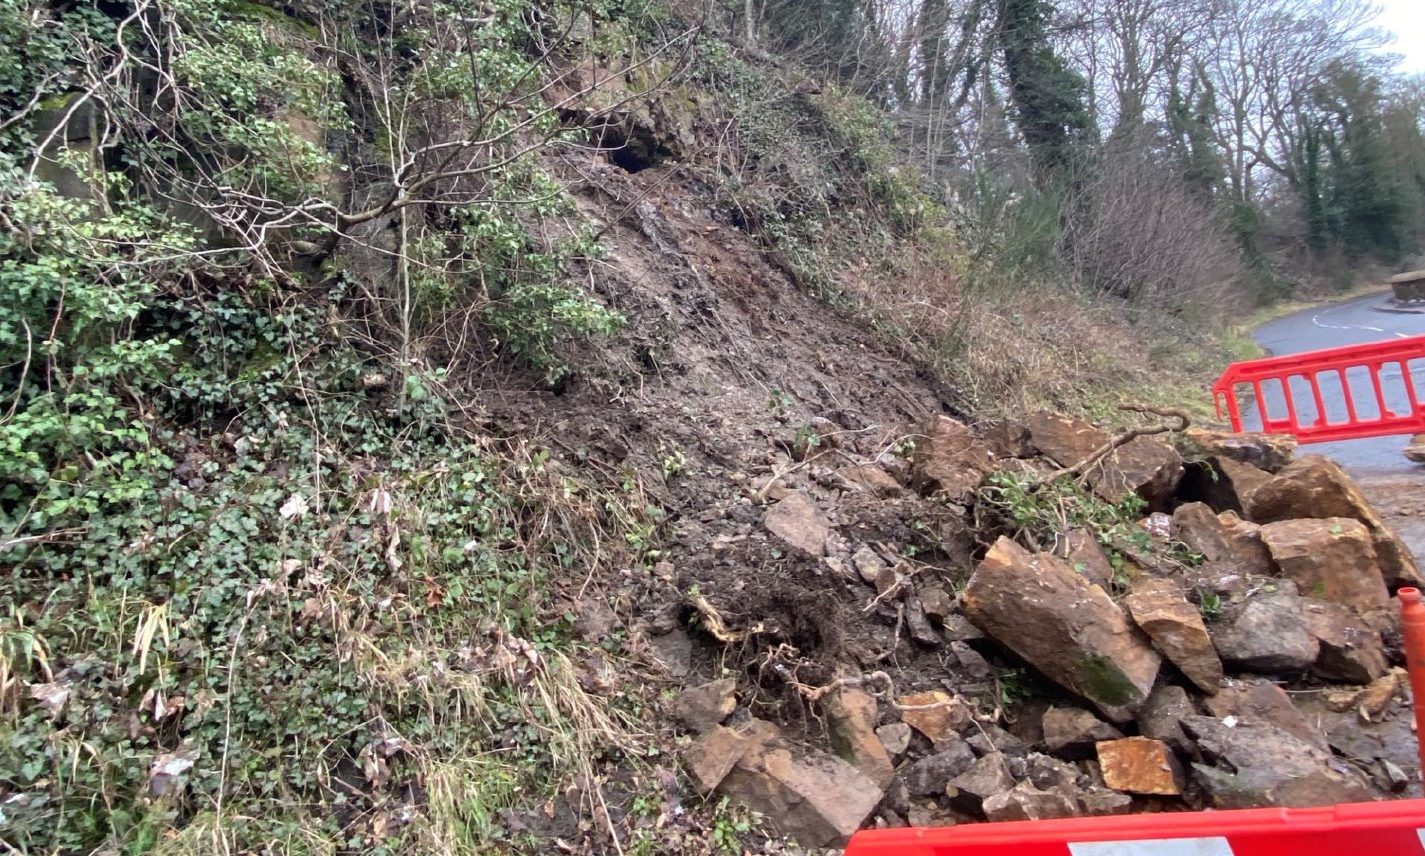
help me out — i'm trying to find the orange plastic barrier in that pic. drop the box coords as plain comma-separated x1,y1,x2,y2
844,801,1425,855
1212,334,1425,443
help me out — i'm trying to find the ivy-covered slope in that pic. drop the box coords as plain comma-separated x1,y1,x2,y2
0,0,974,852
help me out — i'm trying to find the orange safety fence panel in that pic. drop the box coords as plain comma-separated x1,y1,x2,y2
1212,334,1425,443
844,799,1425,856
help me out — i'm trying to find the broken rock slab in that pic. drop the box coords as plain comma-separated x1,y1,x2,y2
762,492,832,556
1202,678,1329,752
673,678,737,732
1182,716,1372,809
901,738,976,797
1245,454,1422,587
897,691,972,746
1041,706,1123,760
1405,434,1425,464
1258,517,1390,624
1303,599,1389,684
686,718,882,847
1136,683,1197,755
1182,428,1296,473
1171,502,1271,574
946,752,1017,817
1060,528,1115,589
982,780,1079,822
1209,581,1319,674
1096,737,1182,796
910,414,993,499
1024,412,1184,507
964,537,1160,722
1124,577,1223,695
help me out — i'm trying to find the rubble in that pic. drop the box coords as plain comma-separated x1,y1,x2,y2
946,752,1017,817
965,538,1160,721
902,740,977,796
1303,599,1389,683
982,781,1079,822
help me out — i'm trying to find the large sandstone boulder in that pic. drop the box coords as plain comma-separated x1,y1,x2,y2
1124,578,1223,694
684,719,881,847
910,415,993,499
964,538,1160,722
1209,582,1319,674
1405,434,1425,464
1193,456,1274,515
1258,518,1390,624
1024,412,1184,507
1245,455,1422,587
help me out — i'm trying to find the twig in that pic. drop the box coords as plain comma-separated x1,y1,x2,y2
1031,404,1190,491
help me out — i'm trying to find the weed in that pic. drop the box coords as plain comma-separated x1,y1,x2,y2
1198,591,1225,622
710,797,754,855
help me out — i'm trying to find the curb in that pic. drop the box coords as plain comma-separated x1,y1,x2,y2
1373,299,1425,315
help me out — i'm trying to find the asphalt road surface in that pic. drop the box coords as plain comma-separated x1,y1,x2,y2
1248,291,1425,473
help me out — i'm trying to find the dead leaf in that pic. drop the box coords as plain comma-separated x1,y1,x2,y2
279,494,309,520
28,682,70,717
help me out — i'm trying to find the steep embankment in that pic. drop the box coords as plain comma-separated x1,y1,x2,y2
3,2,1418,854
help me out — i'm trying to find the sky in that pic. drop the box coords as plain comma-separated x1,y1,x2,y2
1377,0,1425,73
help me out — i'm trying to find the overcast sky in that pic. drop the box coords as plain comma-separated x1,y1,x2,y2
1377,0,1425,73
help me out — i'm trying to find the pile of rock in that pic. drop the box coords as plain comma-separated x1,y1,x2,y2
674,411,1422,846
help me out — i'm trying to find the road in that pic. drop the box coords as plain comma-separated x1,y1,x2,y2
1249,291,1425,472
1247,290,1425,560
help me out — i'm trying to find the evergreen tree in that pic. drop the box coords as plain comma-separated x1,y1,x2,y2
995,0,1091,180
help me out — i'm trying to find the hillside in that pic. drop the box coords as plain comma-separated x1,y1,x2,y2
2,0,1422,853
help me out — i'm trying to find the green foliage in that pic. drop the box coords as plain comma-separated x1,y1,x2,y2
996,0,1091,180
978,468,1148,560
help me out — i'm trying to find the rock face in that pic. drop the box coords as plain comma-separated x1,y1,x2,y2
1182,428,1296,473
685,719,882,846
1025,412,1184,506
1209,582,1319,674
964,538,1160,722
910,415,993,499
1303,600,1389,683
1182,716,1372,808
1258,518,1390,622
1198,456,1274,515
762,492,831,556
1042,707,1123,759
1124,578,1223,694
1096,737,1181,795
1245,455,1422,587
824,689,894,787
